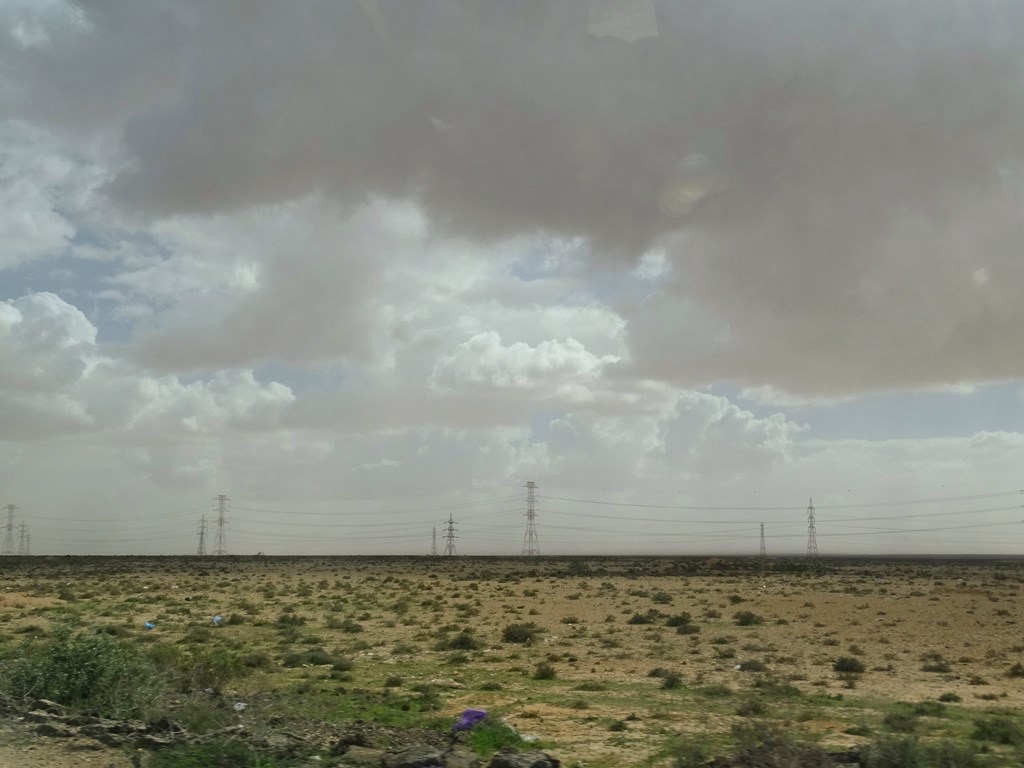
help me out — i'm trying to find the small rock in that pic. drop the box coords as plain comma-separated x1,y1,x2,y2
384,745,444,768
444,744,482,768
487,750,560,768
35,722,76,738
427,678,465,690
34,699,67,714
25,709,63,723
137,734,175,749
338,745,387,766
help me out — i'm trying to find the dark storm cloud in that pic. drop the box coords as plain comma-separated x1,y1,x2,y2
8,0,1024,392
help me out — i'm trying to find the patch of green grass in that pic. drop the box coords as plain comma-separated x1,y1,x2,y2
972,714,1024,747
468,717,529,755
145,738,300,767
861,735,987,768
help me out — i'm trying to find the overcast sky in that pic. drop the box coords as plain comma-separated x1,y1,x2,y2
2,0,1024,556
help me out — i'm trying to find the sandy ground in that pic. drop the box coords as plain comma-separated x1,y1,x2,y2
1,556,1023,766
0,716,136,768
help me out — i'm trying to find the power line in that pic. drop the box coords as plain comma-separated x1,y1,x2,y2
541,502,1024,526
232,495,520,517
540,489,1022,512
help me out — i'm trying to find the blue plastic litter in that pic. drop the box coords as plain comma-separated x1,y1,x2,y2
213,615,223,626
144,621,156,630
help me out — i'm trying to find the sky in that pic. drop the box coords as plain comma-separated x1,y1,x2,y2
2,0,1024,556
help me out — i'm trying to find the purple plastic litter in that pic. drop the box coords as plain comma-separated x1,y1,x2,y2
452,708,487,732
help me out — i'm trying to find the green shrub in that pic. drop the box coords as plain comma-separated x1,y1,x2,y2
698,683,733,697
734,698,766,717
669,738,712,768
972,714,1024,746
183,647,248,691
882,711,918,733
468,716,528,755
275,611,306,627
661,672,683,690
1,625,160,718
733,611,764,627
533,661,556,680
737,659,767,672
834,656,867,674
502,623,542,644
730,722,830,766
861,735,922,768
437,630,481,651
146,738,290,768
627,610,659,625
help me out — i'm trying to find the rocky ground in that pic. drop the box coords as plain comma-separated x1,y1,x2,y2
0,693,560,768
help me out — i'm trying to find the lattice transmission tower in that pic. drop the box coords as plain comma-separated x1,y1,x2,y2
430,527,438,556
759,522,766,559
442,514,458,556
16,522,29,556
521,481,540,556
1,505,16,556
213,495,229,555
197,515,208,556
806,498,819,560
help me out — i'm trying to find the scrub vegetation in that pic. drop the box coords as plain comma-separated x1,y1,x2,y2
1,555,1024,767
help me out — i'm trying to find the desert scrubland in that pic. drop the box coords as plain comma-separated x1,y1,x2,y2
2,555,1024,767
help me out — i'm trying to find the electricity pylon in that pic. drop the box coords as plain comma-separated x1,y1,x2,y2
522,481,540,556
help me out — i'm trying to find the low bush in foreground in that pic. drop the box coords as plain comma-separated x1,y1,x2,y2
672,722,830,768
468,716,530,755
0,625,161,719
146,738,302,768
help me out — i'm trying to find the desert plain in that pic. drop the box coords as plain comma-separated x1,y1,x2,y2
1,555,1024,767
